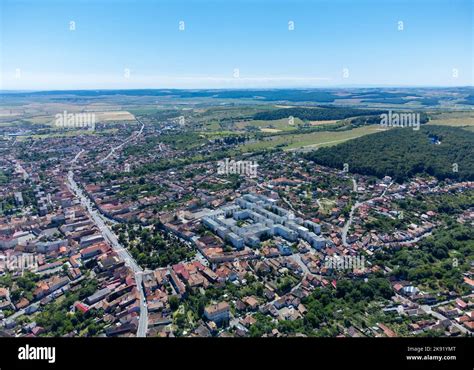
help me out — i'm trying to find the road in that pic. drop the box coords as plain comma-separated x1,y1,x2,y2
289,253,311,275
341,178,359,247
395,293,471,335
70,149,85,165
429,294,474,308
420,305,470,335
99,118,144,163
65,118,148,337
281,196,296,213
389,231,433,246
66,171,148,336
341,179,393,247
341,200,362,247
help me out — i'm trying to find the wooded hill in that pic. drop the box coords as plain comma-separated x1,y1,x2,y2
253,107,385,121
304,125,474,183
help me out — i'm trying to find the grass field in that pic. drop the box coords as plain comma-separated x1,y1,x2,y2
16,128,118,140
318,198,337,215
94,111,135,121
237,125,385,152
2,107,136,126
428,111,474,128
127,107,163,115
201,120,222,131
234,117,303,132
309,119,340,126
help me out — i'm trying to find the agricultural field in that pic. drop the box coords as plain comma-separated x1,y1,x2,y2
15,128,119,141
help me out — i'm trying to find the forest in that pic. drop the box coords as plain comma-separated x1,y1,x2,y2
305,125,474,183
253,106,384,121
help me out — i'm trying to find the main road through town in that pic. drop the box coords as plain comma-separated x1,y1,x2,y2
66,118,148,337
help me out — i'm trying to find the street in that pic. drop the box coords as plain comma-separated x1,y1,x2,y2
65,118,148,337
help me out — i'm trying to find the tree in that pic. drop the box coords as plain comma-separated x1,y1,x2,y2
169,295,179,311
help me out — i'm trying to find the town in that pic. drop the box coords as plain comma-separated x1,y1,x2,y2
0,99,472,338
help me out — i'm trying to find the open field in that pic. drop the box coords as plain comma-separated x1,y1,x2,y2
428,111,474,128
201,120,222,131
94,111,136,121
260,128,282,133
16,128,119,140
234,117,303,132
309,119,340,126
237,125,386,152
0,100,136,124
9,110,136,126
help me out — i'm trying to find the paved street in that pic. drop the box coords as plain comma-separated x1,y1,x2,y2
420,305,470,335
395,293,470,335
342,179,393,247
99,120,144,163
65,118,148,337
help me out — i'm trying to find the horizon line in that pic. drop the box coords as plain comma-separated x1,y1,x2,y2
1,85,473,94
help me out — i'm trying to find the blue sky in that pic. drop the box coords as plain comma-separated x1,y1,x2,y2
1,0,472,89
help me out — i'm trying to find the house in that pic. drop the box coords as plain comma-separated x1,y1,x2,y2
204,302,230,323
377,323,397,337
74,301,90,314
401,286,419,296
80,244,103,259
264,289,275,301
79,234,104,248
15,298,30,310
31,326,45,336
169,270,186,296
47,275,69,292
34,281,50,299
36,239,68,254
455,298,468,310
0,287,9,300
463,321,474,331
243,296,259,311
393,283,404,292
193,324,211,337
86,287,111,305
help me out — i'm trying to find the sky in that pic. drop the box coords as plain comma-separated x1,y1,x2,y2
0,0,472,90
